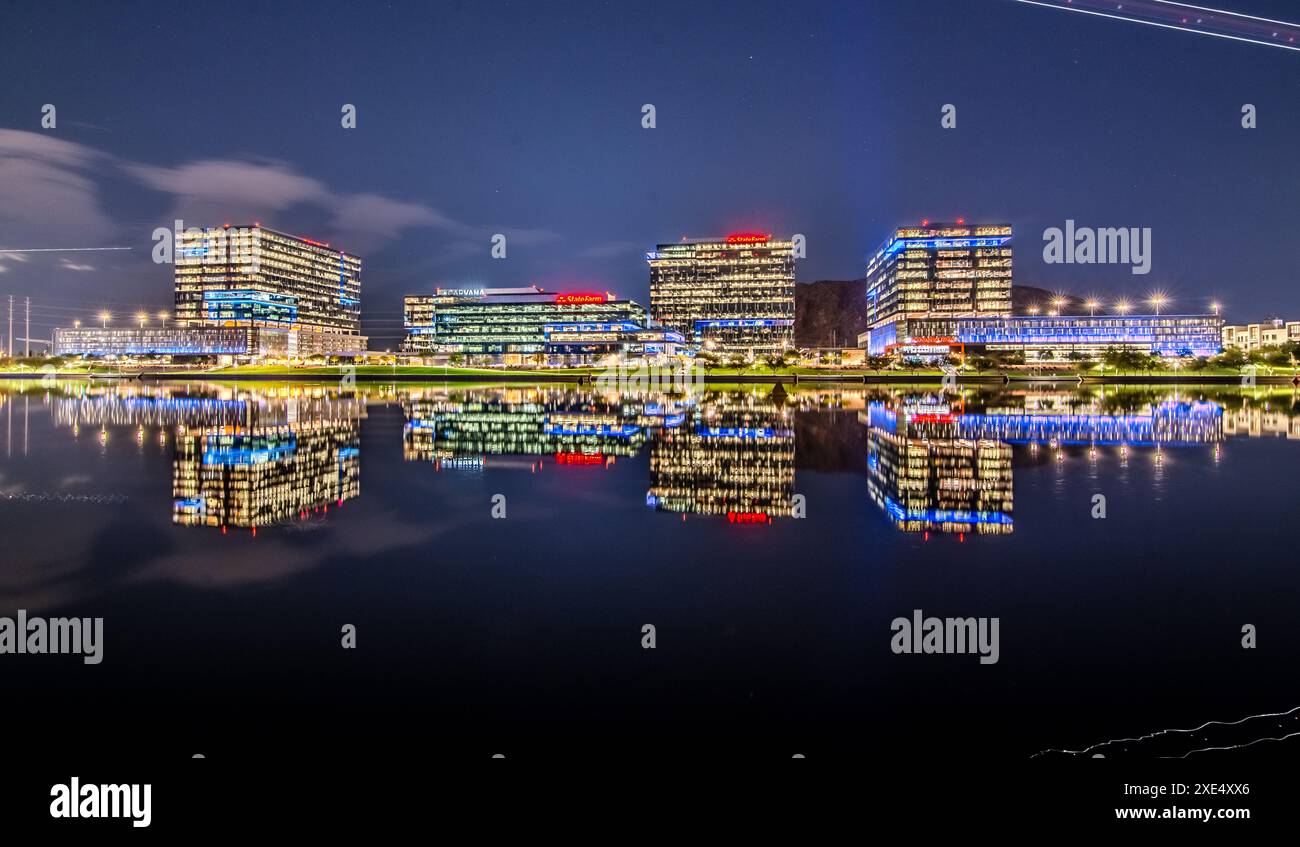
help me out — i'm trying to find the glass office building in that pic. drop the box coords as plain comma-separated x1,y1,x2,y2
647,233,796,356
866,313,1224,359
173,223,365,349
959,314,1224,359
865,222,1013,332
401,286,653,362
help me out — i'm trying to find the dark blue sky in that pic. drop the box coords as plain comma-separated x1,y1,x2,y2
2,0,1298,346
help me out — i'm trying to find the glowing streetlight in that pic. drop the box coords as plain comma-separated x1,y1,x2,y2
1085,299,1100,317
1148,293,1168,316
157,310,169,325
1114,300,1132,315
1210,301,1222,317
1050,296,1066,317
137,311,148,328
1027,304,1041,316
99,311,111,328
73,319,81,329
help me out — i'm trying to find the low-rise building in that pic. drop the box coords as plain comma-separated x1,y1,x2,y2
861,313,1223,361
53,325,366,359
401,286,677,364
1221,319,1300,352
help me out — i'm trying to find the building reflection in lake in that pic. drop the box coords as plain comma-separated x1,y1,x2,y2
647,391,796,522
19,381,1297,537
864,393,1014,536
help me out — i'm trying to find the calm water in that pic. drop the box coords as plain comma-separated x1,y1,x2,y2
1,379,1298,761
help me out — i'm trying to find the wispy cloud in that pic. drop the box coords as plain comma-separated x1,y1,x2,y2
0,130,558,260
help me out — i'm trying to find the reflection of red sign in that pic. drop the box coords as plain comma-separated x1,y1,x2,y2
555,452,604,465
727,511,772,525
726,233,769,244
555,293,606,305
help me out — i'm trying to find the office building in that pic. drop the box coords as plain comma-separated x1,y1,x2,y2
54,223,367,359
1221,319,1300,352
864,221,1013,343
647,233,796,356
401,286,663,363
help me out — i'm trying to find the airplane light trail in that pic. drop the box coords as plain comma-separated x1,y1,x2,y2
1012,0,1300,52
0,247,133,253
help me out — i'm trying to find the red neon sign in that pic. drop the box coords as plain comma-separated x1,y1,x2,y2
726,233,769,244
554,452,605,465
727,511,773,525
555,293,606,305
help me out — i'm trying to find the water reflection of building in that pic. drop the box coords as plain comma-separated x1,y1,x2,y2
1221,405,1300,440
647,393,796,521
172,418,360,528
402,387,680,466
40,384,369,529
951,401,1224,446
865,396,1014,535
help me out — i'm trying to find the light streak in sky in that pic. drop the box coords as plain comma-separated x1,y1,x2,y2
1012,0,1300,52
0,247,133,253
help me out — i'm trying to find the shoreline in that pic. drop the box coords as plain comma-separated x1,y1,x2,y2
3,371,1297,386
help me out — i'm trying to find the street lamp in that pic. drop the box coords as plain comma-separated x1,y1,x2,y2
1085,299,1100,317
1050,296,1066,317
157,310,169,326
99,311,111,329
1210,301,1222,317
137,311,148,328
1027,304,1041,316
1115,300,1132,315
1148,294,1168,316
73,319,81,329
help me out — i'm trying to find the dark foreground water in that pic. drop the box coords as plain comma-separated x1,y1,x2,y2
1,379,1298,762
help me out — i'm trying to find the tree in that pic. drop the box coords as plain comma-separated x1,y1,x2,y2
1210,347,1247,369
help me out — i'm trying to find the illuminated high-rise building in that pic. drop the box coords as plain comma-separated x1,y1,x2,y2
647,233,796,356
172,224,365,355
863,222,1012,354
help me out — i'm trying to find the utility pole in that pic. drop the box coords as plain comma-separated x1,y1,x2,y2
24,296,30,357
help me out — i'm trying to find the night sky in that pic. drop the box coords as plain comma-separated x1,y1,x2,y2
1,0,1298,347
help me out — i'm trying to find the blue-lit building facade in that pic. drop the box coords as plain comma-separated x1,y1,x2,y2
859,221,1223,360
401,286,682,364
53,223,368,359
